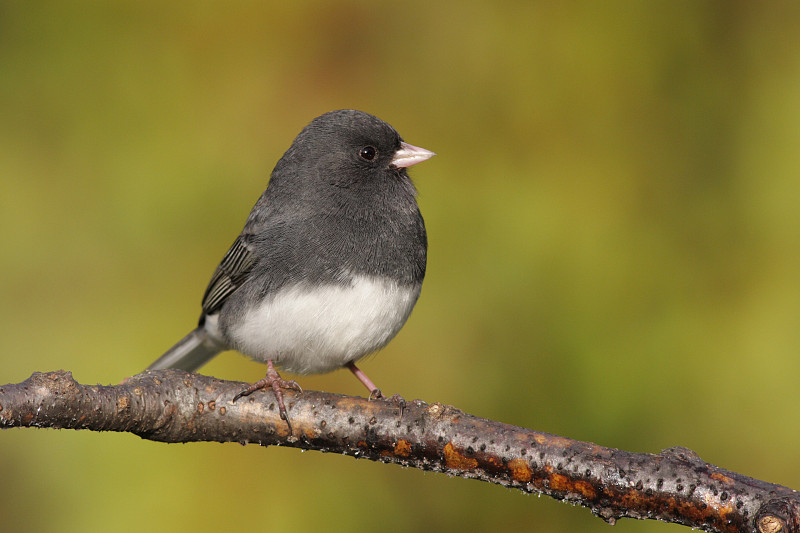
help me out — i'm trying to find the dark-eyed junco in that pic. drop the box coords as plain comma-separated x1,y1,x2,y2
146,109,434,427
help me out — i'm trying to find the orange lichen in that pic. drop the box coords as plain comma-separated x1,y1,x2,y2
487,456,503,469
394,440,411,457
508,458,533,482
710,472,734,485
549,473,597,499
444,442,478,470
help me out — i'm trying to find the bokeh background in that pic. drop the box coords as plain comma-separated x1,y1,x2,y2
2,2,800,532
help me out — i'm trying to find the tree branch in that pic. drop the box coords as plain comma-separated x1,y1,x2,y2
1,370,796,533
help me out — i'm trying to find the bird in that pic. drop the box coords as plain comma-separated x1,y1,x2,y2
145,109,434,429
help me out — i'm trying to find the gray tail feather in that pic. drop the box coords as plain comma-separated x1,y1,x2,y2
146,327,223,372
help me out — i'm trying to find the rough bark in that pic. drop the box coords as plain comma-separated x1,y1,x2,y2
1,370,797,533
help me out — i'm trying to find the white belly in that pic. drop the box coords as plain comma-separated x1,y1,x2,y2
225,276,420,374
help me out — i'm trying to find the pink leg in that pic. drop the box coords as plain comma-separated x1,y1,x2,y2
346,362,406,411
346,362,382,399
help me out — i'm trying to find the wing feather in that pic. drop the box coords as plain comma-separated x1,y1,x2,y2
201,235,256,315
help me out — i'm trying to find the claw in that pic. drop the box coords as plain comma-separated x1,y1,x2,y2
347,361,381,398
345,362,404,414
385,393,406,416
233,360,301,432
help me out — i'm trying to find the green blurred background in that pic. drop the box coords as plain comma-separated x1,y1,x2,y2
2,2,800,532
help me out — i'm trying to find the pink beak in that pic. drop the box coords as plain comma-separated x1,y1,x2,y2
391,142,436,168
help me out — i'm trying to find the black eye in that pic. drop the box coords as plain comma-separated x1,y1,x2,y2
359,146,377,161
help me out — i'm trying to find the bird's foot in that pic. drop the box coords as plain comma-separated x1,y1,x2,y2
345,361,404,413
233,360,301,432
367,389,403,403
384,393,407,415
368,389,406,415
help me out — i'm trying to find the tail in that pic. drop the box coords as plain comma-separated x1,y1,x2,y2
146,327,224,372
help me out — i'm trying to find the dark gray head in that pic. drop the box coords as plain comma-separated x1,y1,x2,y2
270,109,435,192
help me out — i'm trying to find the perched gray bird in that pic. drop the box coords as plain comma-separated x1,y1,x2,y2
146,109,434,426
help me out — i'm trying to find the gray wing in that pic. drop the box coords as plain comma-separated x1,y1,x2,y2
200,234,257,316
